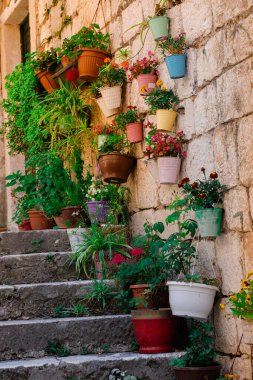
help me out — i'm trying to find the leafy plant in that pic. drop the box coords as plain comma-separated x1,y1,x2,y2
83,280,117,310
145,130,188,159
115,107,140,129
98,59,127,87
158,33,187,56
92,123,115,136
169,320,219,367
55,303,90,318
46,254,56,263
104,368,139,380
45,339,70,357
98,134,130,155
30,50,58,72
144,80,179,112
128,52,159,80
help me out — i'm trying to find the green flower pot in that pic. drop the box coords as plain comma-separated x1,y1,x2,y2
195,208,223,237
148,16,169,41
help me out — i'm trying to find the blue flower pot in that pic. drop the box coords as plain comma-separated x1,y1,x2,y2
165,54,186,79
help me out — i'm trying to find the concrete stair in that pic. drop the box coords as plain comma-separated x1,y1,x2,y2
0,231,182,379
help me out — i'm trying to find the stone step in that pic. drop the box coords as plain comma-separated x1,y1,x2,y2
0,230,72,255
0,280,98,320
0,252,79,285
0,352,182,380
0,315,134,360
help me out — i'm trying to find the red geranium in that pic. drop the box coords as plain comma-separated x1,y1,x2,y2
112,254,125,264
131,247,144,257
66,68,79,82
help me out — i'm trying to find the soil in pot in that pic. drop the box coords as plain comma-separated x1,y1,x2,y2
171,365,222,380
98,153,136,184
28,210,55,230
131,309,177,353
78,48,111,81
54,206,86,229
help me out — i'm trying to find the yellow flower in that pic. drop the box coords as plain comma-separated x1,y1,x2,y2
224,375,240,379
156,79,163,87
140,84,147,93
247,270,253,278
246,295,251,303
219,303,225,310
161,87,167,91
229,295,237,300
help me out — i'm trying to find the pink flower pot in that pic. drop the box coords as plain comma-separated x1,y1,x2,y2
126,122,143,143
157,156,181,184
137,74,157,95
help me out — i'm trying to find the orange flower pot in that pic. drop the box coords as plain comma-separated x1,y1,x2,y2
35,71,59,93
77,48,111,81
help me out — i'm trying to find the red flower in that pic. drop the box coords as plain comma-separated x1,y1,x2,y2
112,254,125,264
131,247,144,257
210,172,218,179
66,68,79,82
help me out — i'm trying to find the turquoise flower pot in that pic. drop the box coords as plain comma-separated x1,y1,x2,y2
195,208,223,237
148,16,169,41
165,54,186,79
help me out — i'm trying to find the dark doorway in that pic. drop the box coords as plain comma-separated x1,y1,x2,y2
20,15,30,63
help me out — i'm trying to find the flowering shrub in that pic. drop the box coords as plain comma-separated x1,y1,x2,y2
66,68,79,82
98,58,127,87
112,247,144,265
144,80,179,112
114,106,140,129
86,177,111,202
178,168,227,209
128,52,159,81
220,271,253,320
158,33,186,56
92,123,114,135
145,130,187,159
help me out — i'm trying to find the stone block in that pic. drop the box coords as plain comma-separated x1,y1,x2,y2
215,232,244,295
174,48,198,100
217,58,253,124
129,209,155,236
109,17,123,52
238,114,253,187
224,187,252,232
50,4,63,35
142,0,156,19
249,187,253,220
159,184,178,206
111,0,122,18
211,0,252,29
60,24,72,42
40,22,52,45
243,232,253,272
194,240,217,280
38,0,52,25
122,1,143,43
178,98,195,139
134,160,159,209
181,0,213,44
217,354,252,380
194,83,219,135
196,30,225,87
169,4,183,36
213,123,238,188
65,0,81,16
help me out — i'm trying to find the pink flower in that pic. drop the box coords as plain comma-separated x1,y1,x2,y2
131,247,144,257
112,254,125,264
175,36,179,41
182,151,187,158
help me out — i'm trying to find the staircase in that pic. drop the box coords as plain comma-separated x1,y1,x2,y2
0,230,181,380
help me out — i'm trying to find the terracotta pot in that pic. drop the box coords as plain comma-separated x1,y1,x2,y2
61,55,77,67
35,71,59,93
18,219,31,231
137,74,157,95
54,206,84,229
98,153,136,184
77,48,111,81
130,283,169,310
126,122,143,143
28,210,55,230
0,227,7,232
131,309,177,353
171,365,222,380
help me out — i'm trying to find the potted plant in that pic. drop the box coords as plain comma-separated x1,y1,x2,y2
158,33,187,79
85,177,111,224
57,36,79,67
70,223,131,280
115,106,143,143
74,24,111,80
169,320,222,380
145,130,187,184
98,133,136,184
98,59,127,110
178,169,227,237
90,81,119,117
164,204,219,319
144,80,179,131
92,123,115,150
128,52,159,95
30,50,59,93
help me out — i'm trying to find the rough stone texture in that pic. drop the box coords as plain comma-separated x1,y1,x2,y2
0,315,134,360
0,252,78,285
217,354,252,380
243,232,253,272
211,0,253,29
0,280,93,320
223,187,252,232
130,209,155,236
134,160,159,209
122,1,143,43
0,352,181,380
194,83,219,135
238,114,253,187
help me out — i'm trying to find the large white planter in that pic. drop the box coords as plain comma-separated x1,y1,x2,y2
100,85,122,109
96,97,119,118
166,281,218,320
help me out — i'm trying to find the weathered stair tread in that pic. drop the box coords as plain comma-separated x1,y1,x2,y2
0,352,182,380
0,280,97,320
0,252,78,285
0,230,71,255
0,315,134,360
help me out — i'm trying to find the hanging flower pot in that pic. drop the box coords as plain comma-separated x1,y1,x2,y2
156,109,177,131
86,200,110,224
96,97,119,118
35,71,59,93
77,48,111,81
137,74,157,95
195,208,223,237
157,156,181,184
100,85,122,110
54,206,84,229
98,153,136,184
167,281,218,320
28,210,55,230
126,122,143,143
131,309,176,353
171,365,222,380
148,16,169,41
165,54,187,79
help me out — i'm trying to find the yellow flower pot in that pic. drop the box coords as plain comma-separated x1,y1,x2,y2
156,109,177,132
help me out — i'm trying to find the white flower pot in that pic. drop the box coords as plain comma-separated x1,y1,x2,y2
166,281,218,320
96,97,119,118
157,156,181,184
100,85,122,109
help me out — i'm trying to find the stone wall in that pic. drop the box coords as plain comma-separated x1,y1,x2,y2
1,0,253,377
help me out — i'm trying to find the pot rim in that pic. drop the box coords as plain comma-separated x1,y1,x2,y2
98,152,137,160
171,364,222,370
149,15,169,21
166,281,219,292
61,206,82,210
78,48,111,55
130,283,152,289
156,108,177,113
100,84,122,90
137,73,157,78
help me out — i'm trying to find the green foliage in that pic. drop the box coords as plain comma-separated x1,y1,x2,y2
144,84,179,113
45,254,56,263
169,321,218,367
83,280,116,310
105,368,139,380
114,107,140,129
29,50,58,72
158,33,186,56
98,61,126,87
98,134,129,154
45,339,70,357
55,303,90,318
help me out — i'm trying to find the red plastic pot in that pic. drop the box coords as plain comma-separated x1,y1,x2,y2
137,74,157,95
171,365,221,380
126,122,143,143
131,309,176,353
